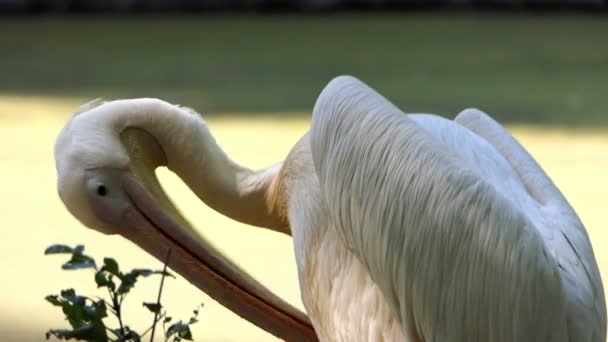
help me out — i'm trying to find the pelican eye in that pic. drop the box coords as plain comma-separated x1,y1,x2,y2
96,184,108,196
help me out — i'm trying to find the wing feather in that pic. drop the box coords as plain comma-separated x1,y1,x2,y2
455,109,606,341
309,76,596,341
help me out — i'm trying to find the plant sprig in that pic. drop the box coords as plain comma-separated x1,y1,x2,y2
44,244,203,342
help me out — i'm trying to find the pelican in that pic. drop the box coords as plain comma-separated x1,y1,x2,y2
54,76,606,341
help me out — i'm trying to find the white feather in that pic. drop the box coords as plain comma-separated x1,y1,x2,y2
54,98,209,231
288,75,606,341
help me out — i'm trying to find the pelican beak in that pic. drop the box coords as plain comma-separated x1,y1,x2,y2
104,128,316,341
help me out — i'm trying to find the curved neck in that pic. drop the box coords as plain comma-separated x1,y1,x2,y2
110,98,289,233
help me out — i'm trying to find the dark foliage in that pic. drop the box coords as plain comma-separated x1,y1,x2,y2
45,244,203,342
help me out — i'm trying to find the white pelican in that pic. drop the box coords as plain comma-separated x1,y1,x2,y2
54,76,606,341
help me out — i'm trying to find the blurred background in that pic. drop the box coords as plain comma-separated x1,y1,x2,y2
0,1,607,341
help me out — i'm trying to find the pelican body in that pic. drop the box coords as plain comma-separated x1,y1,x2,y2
54,76,606,341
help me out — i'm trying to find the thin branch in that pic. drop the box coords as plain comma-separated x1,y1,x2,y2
139,312,167,339
162,316,168,342
94,264,125,336
105,326,120,338
150,248,172,342
107,305,118,316
110,289,126,338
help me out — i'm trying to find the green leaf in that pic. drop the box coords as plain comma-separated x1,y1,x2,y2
46,323,107,341
46,293,83,329
45,295,63,307
115,268,173,295
143,302,162,314
116,272,137,295
61,253,96,270
60,289,74,297
45,245,111,341
44,244,74,255
111,328,124,338
166,320,193,340
73,245,85,254
180,327,193,340
62,302,86,329
188,303,203,325
50,289,107,331
58,289,87,328
131,268,174,278
82,300,107,321
60,289,84,305
94,270,115,291
46,244,96,270
122,327,141,341
101,258,120,276
164,316,172,323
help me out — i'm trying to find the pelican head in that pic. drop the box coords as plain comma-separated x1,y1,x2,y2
56,100,129,234
54,98,316,341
